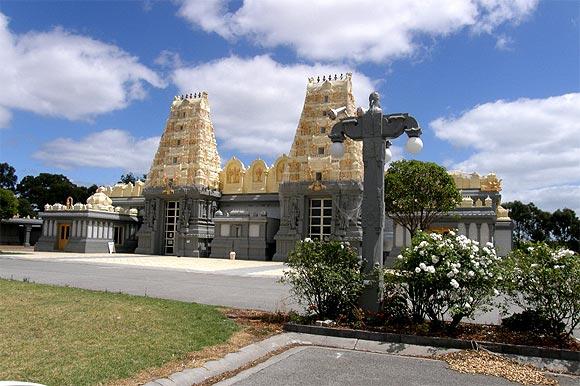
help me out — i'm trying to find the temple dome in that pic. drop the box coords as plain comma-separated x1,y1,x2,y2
86,188,113,206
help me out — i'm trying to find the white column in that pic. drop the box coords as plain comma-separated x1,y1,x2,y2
71,221,77,238
82,220,87,238
395,224,404,247
97,222,103,239
51,220,57,237
468,223,478,241
480,223,490,244
42,220,48,236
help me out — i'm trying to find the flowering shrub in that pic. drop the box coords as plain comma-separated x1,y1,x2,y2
502,243,579,338
281,239,365,320
386,231,502,330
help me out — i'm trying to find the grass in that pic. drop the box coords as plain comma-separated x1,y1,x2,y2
0,279,240,386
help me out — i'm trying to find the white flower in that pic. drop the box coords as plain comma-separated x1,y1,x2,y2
431,256,439,264
493,289,499,296
468,296,473,302
456,263,461,269
419,263,427,270
426,265,436,273
448,230,456,236
303,237,313,243
447,271,455,278
554,265,561,269
415,267,421,273
467,271,474,277
464,302,471,309
397,254,404,260
527,247,534,252
486,242,494,248
453,268,459,275
419,241,429,248
531,263,538,268
450,279,460,289
340,244,345,249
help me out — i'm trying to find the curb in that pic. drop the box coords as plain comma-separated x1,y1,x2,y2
283,322,580,362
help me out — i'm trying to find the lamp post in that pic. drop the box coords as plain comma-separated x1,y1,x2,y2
329,91,422,311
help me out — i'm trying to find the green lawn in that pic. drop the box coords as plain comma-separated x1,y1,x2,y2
0,279,239,386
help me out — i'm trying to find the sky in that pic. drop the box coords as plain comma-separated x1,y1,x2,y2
0,0,578,212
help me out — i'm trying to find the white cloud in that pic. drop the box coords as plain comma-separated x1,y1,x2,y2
431,93,580,212
0,106,11,128
172,55,374,158
34,129,160,174
0,12,165,126
177,0,538,62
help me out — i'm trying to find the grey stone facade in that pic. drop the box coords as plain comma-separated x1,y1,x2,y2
135,185,221,257
273,180,364,261
210,211,279,260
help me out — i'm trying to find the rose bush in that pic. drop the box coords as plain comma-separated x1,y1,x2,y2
281,239,365,320
501,243,579,338
385,231,502,330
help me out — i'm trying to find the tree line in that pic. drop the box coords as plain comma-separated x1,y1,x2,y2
0,162,145,219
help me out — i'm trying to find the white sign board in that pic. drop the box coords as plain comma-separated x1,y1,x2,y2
107,242,116,254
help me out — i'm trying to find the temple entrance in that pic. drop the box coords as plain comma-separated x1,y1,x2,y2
164,201,180,255
57,223,70,251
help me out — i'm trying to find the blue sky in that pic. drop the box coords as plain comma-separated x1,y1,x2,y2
0,0,578,211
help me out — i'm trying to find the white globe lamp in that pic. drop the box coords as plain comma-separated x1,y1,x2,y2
405,136,423,154
385,147,392,162
331,142,345,158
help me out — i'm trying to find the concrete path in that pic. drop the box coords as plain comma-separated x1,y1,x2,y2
146,332,579,386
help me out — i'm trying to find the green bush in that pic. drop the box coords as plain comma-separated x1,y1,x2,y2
281,239,364,320
385,231,502,330
501,243,579,338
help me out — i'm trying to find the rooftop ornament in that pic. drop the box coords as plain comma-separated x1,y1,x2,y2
329,91,423,311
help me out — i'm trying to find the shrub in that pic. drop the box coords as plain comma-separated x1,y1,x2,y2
281,239,364,320
502,310,565,335
386,231,502,330
501,243,579,338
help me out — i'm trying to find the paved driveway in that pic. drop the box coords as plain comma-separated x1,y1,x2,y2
0,253,294,311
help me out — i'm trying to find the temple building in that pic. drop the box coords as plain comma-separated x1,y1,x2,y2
35,74,513,259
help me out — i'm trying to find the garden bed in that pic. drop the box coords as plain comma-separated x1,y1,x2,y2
284,322,580,361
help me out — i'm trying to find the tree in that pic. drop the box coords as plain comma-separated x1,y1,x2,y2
384,160,461,237
118,173,146,184
17,197,35,218
0,162,17,191
549,208,580,252
16,173,96,210
0,189,18,219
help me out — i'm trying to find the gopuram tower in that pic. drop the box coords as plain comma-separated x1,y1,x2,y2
284,73,363,183
274,73,364,260
136,92,222,257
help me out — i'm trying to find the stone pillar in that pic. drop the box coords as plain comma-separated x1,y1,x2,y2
51,220,57,237
42,221,48,237
23,225,32,247
71,220,77,239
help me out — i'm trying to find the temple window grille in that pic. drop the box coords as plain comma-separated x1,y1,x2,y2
164,201,180,255
309,198,332,240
